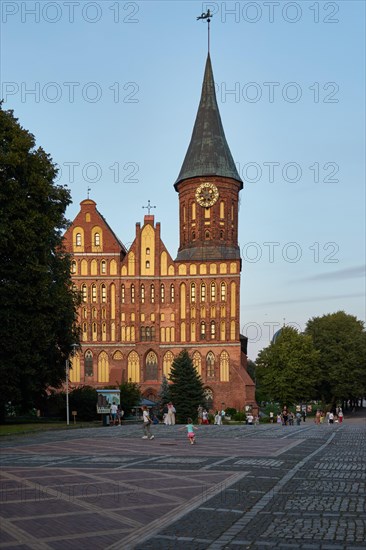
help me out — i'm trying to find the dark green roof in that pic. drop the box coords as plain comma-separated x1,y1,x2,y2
174,54,243,190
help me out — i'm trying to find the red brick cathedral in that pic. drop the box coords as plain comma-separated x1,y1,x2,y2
64,54,256,411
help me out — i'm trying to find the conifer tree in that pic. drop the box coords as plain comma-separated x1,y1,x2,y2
169,350,204,423
158,375,171,408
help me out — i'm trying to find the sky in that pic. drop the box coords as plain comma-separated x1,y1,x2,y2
1,0,365,360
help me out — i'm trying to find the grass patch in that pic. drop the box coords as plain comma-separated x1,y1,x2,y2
0,421,101,437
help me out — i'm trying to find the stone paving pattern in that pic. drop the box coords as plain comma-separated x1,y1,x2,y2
0,412,365,549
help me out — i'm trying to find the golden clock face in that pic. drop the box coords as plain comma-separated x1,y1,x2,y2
195,182,219,207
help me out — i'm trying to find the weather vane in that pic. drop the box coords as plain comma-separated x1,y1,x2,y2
142,200,156,215
197,9,213,53
87,186,91,199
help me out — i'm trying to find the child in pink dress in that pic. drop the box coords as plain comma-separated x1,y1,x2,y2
180,417,198,444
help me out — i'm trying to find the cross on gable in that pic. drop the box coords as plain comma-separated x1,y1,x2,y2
142,200,156,215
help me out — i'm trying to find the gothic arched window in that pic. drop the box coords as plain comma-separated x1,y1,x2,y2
145,351,158,380
206,352,215,378
203,387,214,410
85,350,93,376
193,351,202,376
221,282,226,302
191,283,196,303
81,284,87,303
128,351,140,383
220,351,230,382
210,282,216,302
210,320,216,339
200,283,206,302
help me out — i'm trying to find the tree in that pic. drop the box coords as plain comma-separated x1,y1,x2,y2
0,106,80,421
119,381,141,415
158,375,171,408
256,326,321,407
305,311,366,408
69,386,98,421
169,350,204,423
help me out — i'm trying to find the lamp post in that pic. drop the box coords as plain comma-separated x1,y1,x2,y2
66,344,78,426
66,357,70,425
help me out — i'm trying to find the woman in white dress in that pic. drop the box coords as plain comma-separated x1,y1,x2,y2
167,402,176,425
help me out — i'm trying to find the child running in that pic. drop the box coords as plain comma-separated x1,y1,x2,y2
184,417,198,445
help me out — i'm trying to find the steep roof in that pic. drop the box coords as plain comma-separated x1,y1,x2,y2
174,53,243,189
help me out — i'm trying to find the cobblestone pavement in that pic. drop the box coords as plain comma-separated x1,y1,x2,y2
0,412,365,549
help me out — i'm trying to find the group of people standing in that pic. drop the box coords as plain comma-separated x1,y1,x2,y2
162,402,176,425
197,405,210,425
314,408,343,424
268,406,344,426
269,407,306,426
109,402,124,425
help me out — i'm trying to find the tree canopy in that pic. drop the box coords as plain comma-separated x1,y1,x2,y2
0,106,80,421
256,326,321,407
169,350,204,423
305,311,366,406
119,381,141,415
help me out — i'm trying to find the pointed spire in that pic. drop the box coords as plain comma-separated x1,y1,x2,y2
174,54,243,189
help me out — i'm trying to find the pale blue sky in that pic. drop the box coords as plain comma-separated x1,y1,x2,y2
2,1,365,359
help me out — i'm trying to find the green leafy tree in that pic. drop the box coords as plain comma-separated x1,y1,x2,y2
0,106,80,422
256,326,321,407
119,381,141,415
169,350,205,423
69,386,98,421
305,311,366,407
247,359,256,382
158,375,171,408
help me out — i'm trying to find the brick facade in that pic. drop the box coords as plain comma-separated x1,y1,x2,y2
63,197,256,412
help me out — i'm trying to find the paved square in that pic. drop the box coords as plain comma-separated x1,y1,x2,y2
0,417,365,549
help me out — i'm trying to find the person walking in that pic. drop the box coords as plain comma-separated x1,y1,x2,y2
110,402,118,426
295,411,302,425
142,406,155,439
338,409,344,423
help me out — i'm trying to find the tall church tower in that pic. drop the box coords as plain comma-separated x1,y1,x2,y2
175,54,243,262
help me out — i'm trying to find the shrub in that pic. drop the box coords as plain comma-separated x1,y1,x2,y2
233,411,246,422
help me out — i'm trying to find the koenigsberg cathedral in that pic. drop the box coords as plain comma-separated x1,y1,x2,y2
64,53,256,411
